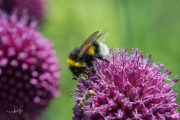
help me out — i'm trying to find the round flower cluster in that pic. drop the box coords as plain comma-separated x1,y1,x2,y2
0,11,60,120
73,48,180,120
0,0,45,23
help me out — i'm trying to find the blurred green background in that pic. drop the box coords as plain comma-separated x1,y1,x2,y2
39,0,180,120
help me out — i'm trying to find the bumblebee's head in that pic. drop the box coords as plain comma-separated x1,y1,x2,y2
69,66,86,76
67,48,86,68
67,48,87,76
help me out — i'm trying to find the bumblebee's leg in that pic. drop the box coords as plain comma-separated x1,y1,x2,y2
73,74,78,79
87,62,96,74
91,67,96,74
94,54,109,63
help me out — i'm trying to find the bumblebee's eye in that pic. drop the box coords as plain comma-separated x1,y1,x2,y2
72,69,82,74
74,69,80,73
71,67,86,75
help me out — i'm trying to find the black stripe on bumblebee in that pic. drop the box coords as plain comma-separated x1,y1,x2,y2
67,31,109,77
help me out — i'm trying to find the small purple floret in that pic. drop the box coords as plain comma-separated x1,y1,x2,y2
73,48,180,120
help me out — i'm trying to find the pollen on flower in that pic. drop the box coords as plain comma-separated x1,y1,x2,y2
72,48,180,120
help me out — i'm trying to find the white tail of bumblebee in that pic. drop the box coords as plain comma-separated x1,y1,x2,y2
98,42,109,57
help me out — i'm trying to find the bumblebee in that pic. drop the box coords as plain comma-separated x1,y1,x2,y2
67,31,109,77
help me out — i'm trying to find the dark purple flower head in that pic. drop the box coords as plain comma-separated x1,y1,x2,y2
0,0,45,24
73,48,180,120
0,11,60,120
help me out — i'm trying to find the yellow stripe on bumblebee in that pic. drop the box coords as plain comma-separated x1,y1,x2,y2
86,45,95,55
67,58,84,67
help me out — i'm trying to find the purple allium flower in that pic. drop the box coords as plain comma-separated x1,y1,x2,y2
0,0,45,24
72,48,180,120
0,11,60,120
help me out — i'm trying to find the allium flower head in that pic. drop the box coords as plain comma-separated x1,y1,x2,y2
73,48,180,120
0,11,60,120
0,0,45,23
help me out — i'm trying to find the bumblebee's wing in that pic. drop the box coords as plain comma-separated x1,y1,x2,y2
78,31,102,59
67,91,78,99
